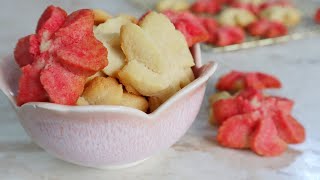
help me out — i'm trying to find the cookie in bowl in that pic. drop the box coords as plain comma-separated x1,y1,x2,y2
1,5,217,168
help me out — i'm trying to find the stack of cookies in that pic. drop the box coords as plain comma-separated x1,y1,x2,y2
78,11,196,113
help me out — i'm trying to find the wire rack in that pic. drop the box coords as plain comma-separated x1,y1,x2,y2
129,0,320,52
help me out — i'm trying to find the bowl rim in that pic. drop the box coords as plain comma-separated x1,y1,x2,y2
0,45,218,119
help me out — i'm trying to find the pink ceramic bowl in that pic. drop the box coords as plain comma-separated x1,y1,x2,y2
0,45,217,169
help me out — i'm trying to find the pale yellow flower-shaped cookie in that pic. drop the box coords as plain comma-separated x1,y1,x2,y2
82,77,124,106
120,92,149,112
80,77,149,112
94,15,136,78
260,6,301,27
93,9,112,25
118,12,195,105
89,12,195,112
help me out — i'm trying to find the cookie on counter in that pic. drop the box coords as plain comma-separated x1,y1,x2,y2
260,6,301,27
219,8,257,27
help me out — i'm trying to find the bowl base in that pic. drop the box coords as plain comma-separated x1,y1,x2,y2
89,157,150,170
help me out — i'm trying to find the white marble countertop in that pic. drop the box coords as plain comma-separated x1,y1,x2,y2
0,0,320,179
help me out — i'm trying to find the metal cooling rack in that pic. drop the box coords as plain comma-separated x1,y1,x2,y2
129,0,320,52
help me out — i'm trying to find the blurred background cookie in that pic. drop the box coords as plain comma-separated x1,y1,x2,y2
156,0,190,12
260,6,301,27
219,8,257,27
